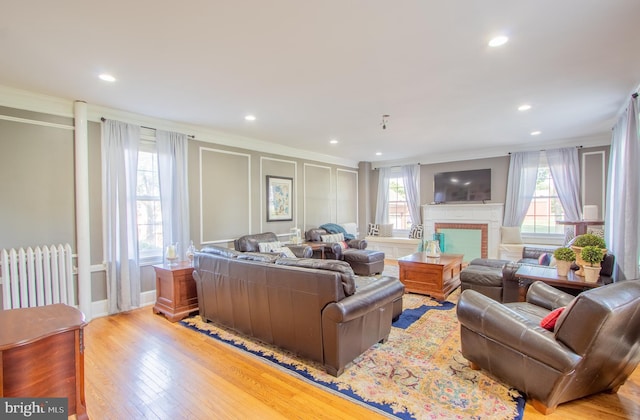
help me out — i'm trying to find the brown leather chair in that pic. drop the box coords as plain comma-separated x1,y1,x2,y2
457,280,640,414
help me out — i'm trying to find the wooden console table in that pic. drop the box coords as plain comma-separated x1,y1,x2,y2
153,262,199,322
397,253,463,300
0,304,88,420
557,220,604,236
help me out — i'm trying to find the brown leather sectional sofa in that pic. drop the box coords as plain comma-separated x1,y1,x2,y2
193,246,404,376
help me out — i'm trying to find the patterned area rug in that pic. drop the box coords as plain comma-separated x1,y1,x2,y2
180,269,524,419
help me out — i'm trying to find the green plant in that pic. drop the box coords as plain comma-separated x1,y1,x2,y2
553,247,575,262
573,233,606,249
581,245,605,266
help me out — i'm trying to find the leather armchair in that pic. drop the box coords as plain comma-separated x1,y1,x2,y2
305,228,367,260
457,280,640,414
234,232,312,258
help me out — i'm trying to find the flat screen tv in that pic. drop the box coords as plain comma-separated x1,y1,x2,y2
433,169,491,203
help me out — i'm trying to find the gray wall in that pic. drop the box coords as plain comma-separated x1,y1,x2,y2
0,106,359,306
0,103,610,308
367,148,608,225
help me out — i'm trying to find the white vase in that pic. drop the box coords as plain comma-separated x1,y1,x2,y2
583,265,600,283
556,260,572,277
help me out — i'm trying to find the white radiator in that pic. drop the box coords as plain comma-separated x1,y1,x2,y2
1,244,76,310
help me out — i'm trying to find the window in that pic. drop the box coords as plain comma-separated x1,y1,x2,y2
388,176,412,230
521,156,565,235
136,144,163,260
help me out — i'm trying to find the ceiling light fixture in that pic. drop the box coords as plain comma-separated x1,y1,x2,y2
376,152,382,156
99,73,116,82
488,36,509,47
518,104,532,111
530,130,541,136
244,115,256,121
381,114,390,130
330,139,338,144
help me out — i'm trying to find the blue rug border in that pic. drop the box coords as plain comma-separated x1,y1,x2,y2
180,297,525,420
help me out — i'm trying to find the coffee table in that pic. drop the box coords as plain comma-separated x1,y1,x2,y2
514,265,608,301
397,253,463,300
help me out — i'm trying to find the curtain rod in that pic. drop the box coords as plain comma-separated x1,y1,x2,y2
507,145,582,155
100,117,195,138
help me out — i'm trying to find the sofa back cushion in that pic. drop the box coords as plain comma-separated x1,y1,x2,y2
200,246,242,258
555,281,640,356
275,258,356,296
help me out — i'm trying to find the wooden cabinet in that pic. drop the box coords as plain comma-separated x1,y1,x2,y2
0,304,88,420
152,262,199,322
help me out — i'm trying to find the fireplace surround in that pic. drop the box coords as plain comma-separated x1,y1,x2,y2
422,203,504,259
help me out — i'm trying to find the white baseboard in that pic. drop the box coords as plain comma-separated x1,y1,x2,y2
90,290,157,320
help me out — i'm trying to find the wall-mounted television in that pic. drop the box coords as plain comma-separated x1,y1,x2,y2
433,169,491,203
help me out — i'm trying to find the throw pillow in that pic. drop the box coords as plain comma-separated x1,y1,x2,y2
548,255,557,268
408,224,424,239
538,253,551,266
338,240,348,250
320,233,345,243
540,307,566,331
367,223,379,236
500,226,523,244
378,223,394,237
258,241,281,253
273,246,296,258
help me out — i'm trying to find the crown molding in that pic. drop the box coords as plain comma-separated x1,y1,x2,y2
0,84,359,169
371,133,611,169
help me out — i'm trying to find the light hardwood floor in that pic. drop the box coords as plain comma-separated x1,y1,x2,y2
83,262,640,419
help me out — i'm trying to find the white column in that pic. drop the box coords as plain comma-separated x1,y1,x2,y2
74,101,92,320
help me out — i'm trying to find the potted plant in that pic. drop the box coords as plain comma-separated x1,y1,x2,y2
571,233,607,276
581,245,605,283
553,247,575,276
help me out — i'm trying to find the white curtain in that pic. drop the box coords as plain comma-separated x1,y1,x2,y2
546,147,582,221
101,119,141,314
503,151,540,227
401,164,421,225
375,167,392,224
606,95,640,280
157,130,190,260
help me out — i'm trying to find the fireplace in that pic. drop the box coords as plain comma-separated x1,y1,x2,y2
422,203,504,259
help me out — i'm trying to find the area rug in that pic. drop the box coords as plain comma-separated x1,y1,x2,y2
180,278,525,419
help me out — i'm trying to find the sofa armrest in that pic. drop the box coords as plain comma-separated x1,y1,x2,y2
526,281,575,310
469,258,509,269
501,262,522,303
457,289,581,372
322,277,404,323
347,238,367,250
288,245,312,258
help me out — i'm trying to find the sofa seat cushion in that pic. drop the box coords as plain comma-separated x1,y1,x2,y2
342,249,385,263
275,258,356,296
460,265,503,287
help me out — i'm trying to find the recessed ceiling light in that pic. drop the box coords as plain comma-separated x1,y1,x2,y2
488,36,509,47
530,131,541,136
99,73,116,82
376,152,382,156
244,115,256,121
329,139,338,144
518,104,532,111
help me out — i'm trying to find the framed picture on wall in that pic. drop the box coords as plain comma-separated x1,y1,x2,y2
266,175,293,221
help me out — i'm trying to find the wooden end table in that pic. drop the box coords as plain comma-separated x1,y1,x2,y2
397,253,463,300
153,262,199,322
514,265,606,301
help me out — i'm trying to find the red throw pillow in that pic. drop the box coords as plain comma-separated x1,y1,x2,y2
339,241,348,250
540,307,566,331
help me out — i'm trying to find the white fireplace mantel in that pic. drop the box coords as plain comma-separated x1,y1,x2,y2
422,203,504,259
